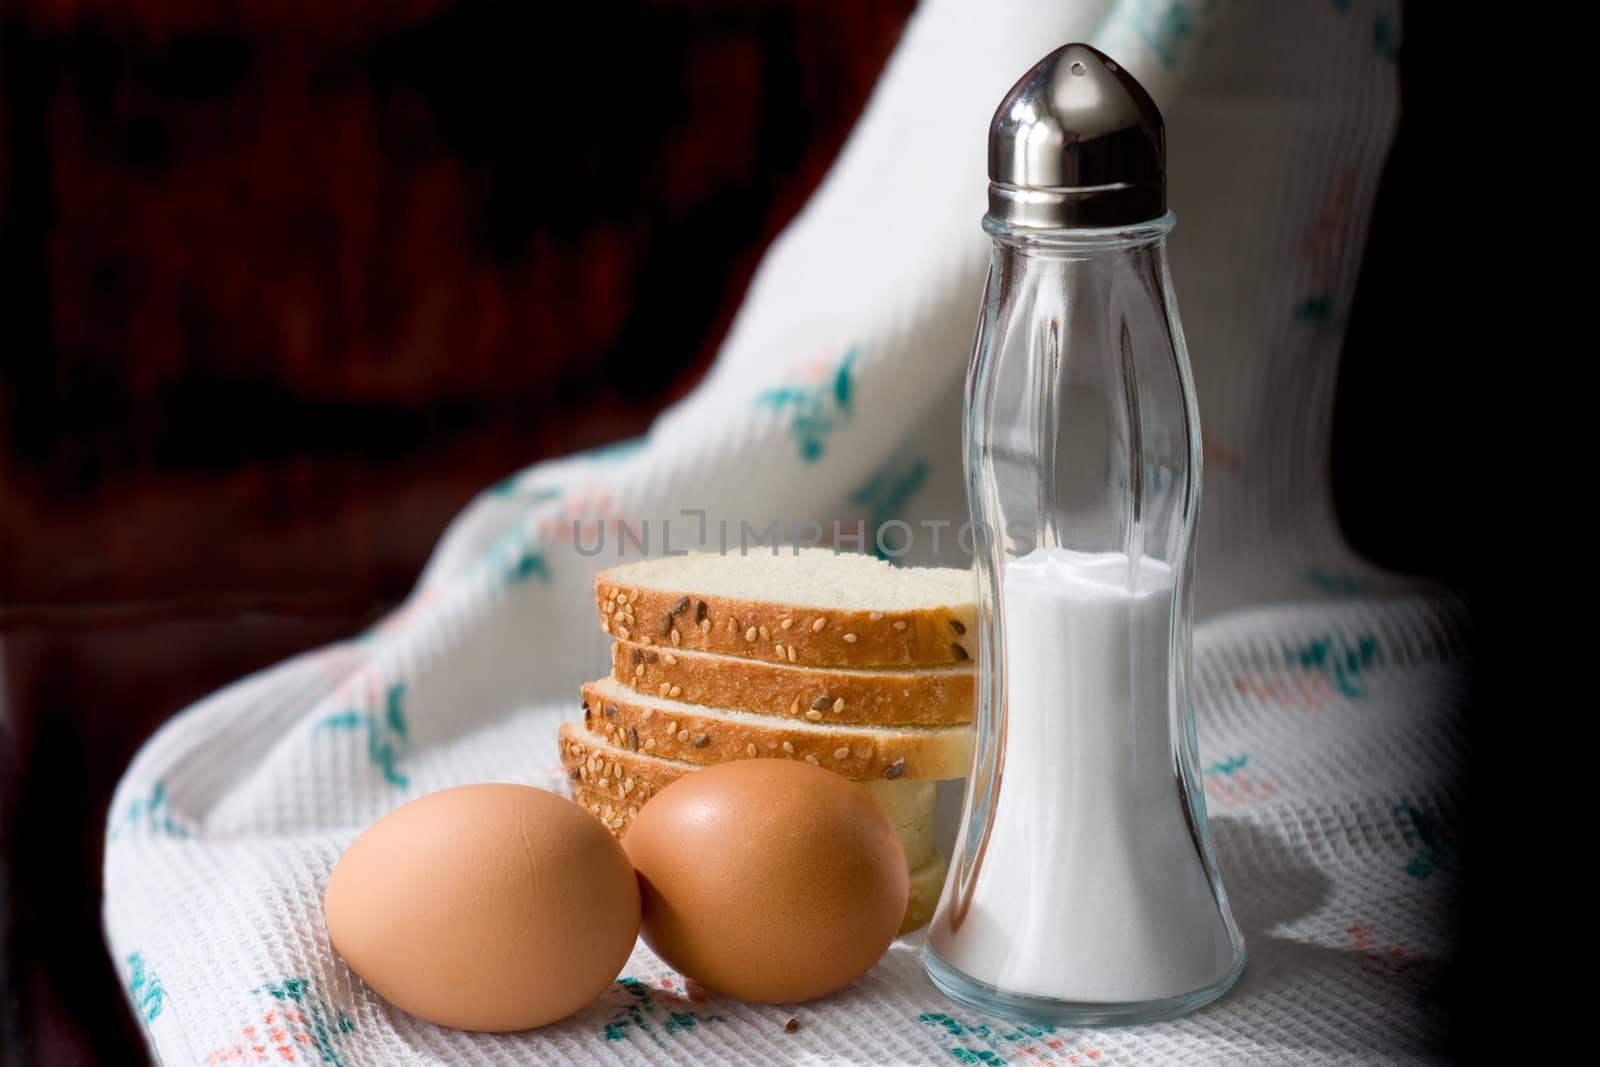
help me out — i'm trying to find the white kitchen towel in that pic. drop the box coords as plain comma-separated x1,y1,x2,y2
105,1,1462,1064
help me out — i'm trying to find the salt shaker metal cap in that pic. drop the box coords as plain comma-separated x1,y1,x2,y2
987,42,1165,229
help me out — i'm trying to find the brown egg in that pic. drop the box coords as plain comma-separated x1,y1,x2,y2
324,784,640,1031
623,759,907,1003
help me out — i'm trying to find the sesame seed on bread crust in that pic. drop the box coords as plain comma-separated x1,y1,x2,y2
582,676,970,780
611,641,973,727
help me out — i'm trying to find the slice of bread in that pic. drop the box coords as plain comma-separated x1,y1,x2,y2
900,851,947,933
558,720,938,870
611,641,973,727
572,778,947,933
596,549,975,667
581,677,972,781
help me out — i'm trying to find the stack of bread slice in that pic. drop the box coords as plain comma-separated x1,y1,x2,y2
560,549,975,932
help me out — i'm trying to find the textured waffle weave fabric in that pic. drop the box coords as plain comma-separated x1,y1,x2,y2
105,1,1460,1063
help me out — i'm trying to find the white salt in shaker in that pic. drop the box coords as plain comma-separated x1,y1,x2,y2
924,43,1246,1026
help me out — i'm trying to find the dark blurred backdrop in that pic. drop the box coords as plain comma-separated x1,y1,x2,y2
1,2,1465,1064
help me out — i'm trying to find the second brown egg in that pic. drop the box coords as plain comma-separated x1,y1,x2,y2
622,759,908,1003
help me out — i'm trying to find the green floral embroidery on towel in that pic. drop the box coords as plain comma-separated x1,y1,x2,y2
1292,293,1336,322
1203,753,1277,805
600,977,725,1045
1304,568,1369,596
917,1013,1102,1064
1374,12,1400,61
201,978,355,1067
1205,754,1249,777
757,347,857,462
478,517,552,586
319,682,409,787
1284,632,1379,699
848,456,928,561
110,781,189,841
576,436,647,464
1295,168,1360,332
484,475,565,577
1395,803,1457,880
126,952,165,1023
486,475,565,501
503,546,551,583
1106,0,1196,70
476,527,551,586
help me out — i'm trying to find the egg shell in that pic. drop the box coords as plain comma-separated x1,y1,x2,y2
623,759,908,1004
324,783,640,1031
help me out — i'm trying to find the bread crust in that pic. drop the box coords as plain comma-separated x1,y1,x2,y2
559,721,938,813
595,577,976,668
581,681,971,781
558,721,939,866
610,641,973,727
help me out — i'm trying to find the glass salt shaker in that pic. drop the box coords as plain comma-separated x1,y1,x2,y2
924,43,1246,1026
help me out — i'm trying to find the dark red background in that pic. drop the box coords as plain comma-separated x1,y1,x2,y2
0,2,916,1060
1,2,1468,1063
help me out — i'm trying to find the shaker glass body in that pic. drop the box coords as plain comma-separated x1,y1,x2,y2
924,214,1246,1026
